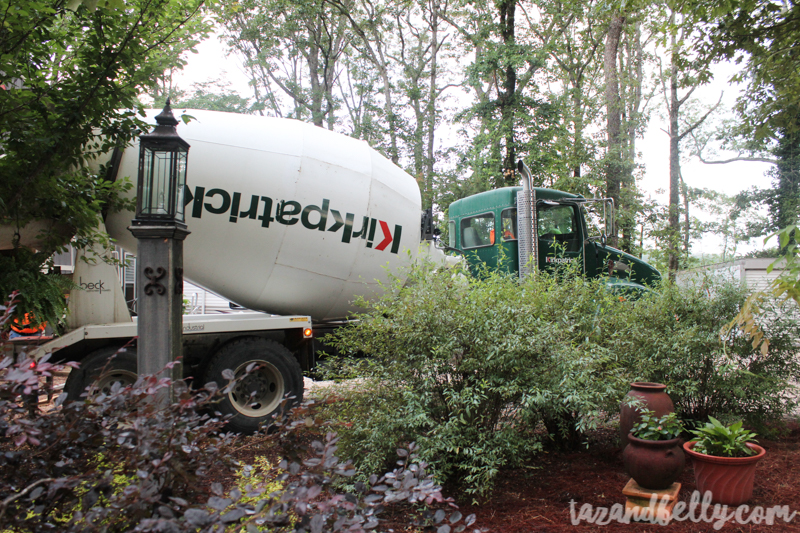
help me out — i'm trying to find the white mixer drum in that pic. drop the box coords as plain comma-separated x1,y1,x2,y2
105,110,422,320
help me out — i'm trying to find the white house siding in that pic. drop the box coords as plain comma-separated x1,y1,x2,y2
183,281,237,314
677,258,799,329
676,258,781,291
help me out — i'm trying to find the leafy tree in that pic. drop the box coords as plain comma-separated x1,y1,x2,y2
153,78,257,114
0,0,211,326
703,1,800,144
603,10,627,248
762,114,800,246
682,1,800,249
328,0,458,209
647,7,719,277
445,0,562,191
213,0,350,128
602,5,654,253
325,0,403,164
537,0,605,195
389,0,455,210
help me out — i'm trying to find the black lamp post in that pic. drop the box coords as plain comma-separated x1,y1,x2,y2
129,100,191,401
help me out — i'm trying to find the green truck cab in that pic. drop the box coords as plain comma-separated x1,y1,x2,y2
447,184,661,291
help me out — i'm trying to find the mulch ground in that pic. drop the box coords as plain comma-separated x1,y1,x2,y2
34,372,800,532
456,423,800,533
210,419,800,533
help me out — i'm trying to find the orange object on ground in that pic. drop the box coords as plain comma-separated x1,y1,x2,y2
10,314,46,335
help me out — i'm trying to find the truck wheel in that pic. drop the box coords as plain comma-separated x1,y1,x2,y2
64,346,138,402
205,337,303,434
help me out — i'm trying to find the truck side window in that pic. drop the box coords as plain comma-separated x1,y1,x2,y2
501,208,517,241
538,205,575,236
448,220,456,248
538,205,580,251
460,213,495,249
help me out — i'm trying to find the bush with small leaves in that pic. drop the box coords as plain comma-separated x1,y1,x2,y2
1,288,477,533
316,260,800,496
616,279,800,429
319,259,636,495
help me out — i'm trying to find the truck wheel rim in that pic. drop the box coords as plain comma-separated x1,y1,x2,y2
92,369,138,396
230,361,284,417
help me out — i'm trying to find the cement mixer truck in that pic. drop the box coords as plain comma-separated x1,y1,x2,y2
14,109,659,433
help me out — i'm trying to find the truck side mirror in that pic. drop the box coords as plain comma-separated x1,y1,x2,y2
421,208,435,241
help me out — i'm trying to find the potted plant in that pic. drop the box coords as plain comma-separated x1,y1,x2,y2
623,410,685,490
683,416,765,505
620,382,675,448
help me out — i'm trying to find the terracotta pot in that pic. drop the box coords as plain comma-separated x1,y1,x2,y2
623,435,685,490
620,382,674,448
683,441,766,506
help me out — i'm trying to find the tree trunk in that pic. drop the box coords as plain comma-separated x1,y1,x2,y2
604,14,625,248
424,0,441,210
306,45,325,128
667,32,681,279
499,0,517,185
680,174,690,255
620,21,643,254
572,81,583,179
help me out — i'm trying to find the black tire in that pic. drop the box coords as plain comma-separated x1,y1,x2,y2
64,346,138,402
204,337,303,434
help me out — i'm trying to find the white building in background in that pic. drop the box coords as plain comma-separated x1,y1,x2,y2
53,245,237,315
676,258,785,293
677,258,800,330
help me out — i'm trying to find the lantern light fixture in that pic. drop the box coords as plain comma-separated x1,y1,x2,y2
133,99,190,225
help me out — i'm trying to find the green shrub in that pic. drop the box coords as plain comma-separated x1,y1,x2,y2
617,279,800,428
689,416,759,458
321,259,637,495
320,261,800,496
630,411,683,441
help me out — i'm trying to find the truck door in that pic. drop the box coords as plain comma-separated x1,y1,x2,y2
537,203,583,272
459,212,497,273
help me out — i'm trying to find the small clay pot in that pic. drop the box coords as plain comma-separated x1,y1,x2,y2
623,435,685,490
620,382,675,448
683,441,765,506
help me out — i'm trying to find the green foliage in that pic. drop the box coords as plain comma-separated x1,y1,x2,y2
622,279,800,426
770,225,800,304
320,259,634,495
0,0,210,320
212,0,347,128
691,1,800,143
228,455,288,531
233,456,284,505
152,79,257,115
726,225,800,355
689,416,759,458
630,410,683,441
0,261,74,332
317,259,798,496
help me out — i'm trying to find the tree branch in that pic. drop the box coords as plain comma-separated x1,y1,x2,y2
0,477,56,522
696,154,777,165
677,92,723,142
